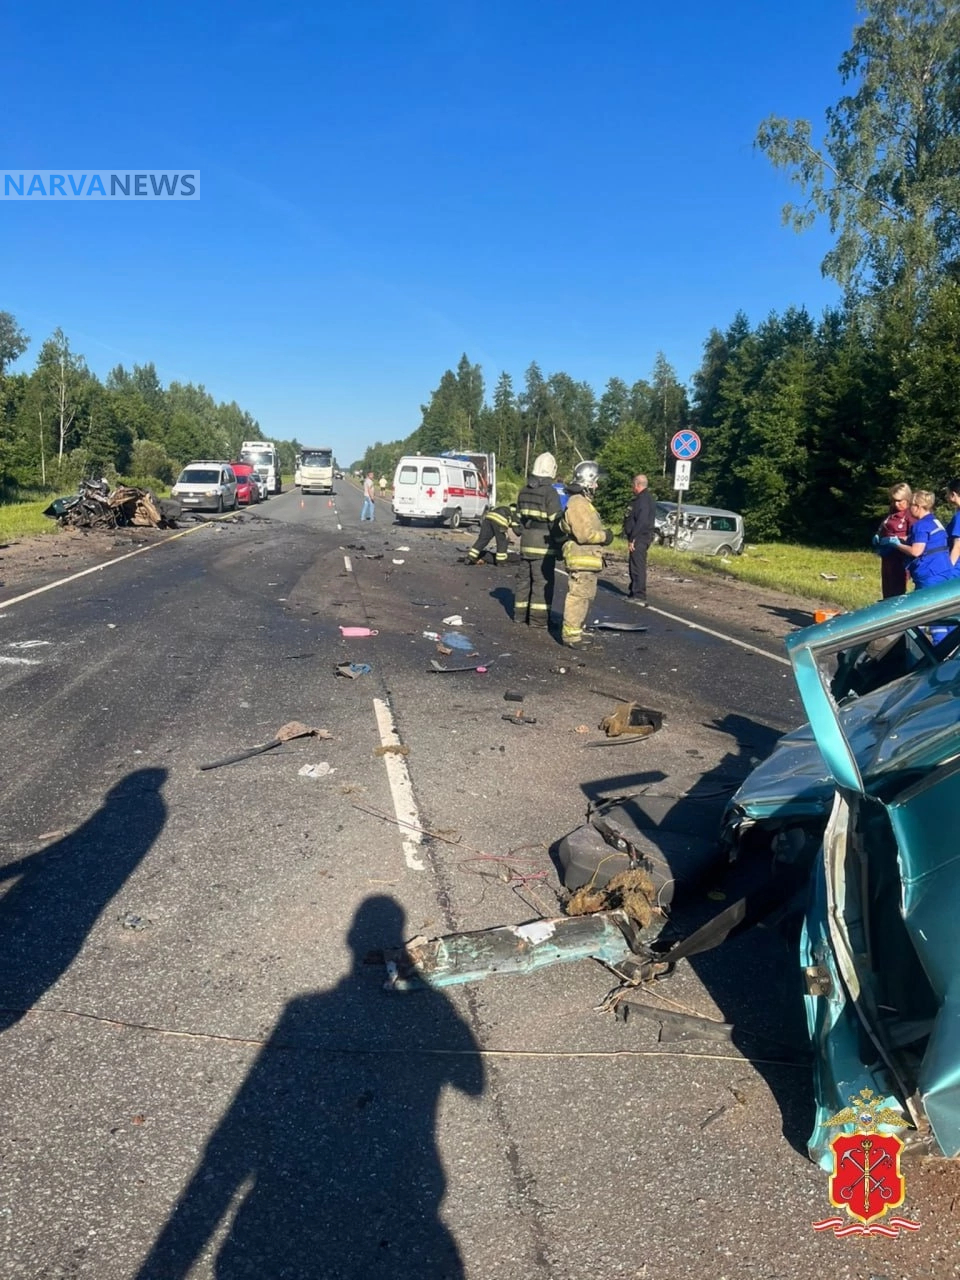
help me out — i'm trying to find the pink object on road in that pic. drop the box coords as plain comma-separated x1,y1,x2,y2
339,626,379,637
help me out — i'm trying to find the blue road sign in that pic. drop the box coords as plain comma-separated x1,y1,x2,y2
670,430,701,460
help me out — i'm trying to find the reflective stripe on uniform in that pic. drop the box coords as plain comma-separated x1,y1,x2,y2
563,547,603,571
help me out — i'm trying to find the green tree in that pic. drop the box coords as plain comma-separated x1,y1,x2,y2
595,423,659,527
0,311,29,377
488,371,521,468
597,377,630,446
417,369,460,454
34,329,89,478
757,0,960,300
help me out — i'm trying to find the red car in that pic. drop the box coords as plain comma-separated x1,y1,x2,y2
231,463,261,505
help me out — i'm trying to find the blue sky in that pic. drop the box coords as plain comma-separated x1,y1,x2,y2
4,0,857,464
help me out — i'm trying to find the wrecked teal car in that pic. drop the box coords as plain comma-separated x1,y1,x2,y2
724,581,960,1167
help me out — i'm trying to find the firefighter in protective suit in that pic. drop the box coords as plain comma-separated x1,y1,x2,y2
560,460,613,647
516,452,564,626
466,503,520,565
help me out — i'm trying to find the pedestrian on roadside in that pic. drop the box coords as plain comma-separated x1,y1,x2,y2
873,482,915,598
361,471,376,521
466,503,520,566
559,460,614,648
623,473,655,604
946,478,960,565
379,475,388,497
516,453,564,627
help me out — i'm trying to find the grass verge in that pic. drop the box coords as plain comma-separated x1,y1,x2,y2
0,499,56,539
641,541,883,612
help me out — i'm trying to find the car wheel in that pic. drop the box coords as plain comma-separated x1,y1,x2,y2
449,508,462,529
715,544,733,557
231,494,238,511
217,495,224,513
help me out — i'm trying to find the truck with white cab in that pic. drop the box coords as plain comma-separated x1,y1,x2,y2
299,447,335,494
239,440,281,495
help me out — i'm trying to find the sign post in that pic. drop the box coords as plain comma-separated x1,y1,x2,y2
669,431,701,545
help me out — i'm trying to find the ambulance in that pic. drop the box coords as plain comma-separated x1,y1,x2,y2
391,451,495,527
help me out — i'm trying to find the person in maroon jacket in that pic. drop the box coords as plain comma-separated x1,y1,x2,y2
876,482,915,598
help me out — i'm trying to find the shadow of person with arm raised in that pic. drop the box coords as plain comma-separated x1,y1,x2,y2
0,767,168,1033
137,894,484,1280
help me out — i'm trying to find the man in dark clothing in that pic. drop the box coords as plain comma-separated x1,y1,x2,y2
516,452,564,626
466,503,520,565
623,474,655,603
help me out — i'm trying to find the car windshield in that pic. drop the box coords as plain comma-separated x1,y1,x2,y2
241,450,273,466
302,450,332,466
178,468,220,485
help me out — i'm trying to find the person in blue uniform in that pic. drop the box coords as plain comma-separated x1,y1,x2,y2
946,478,960,566
878,490,956,592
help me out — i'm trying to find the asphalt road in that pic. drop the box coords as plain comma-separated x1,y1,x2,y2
1,485,955,1279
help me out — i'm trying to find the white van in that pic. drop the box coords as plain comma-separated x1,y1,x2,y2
662,504,745,556
392,455,490,528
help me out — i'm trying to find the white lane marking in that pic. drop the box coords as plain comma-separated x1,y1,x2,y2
344,555,353,572
0,522,215,612
372,697,425,871
556,565,792,667
642,604,792,667
0,655,41,665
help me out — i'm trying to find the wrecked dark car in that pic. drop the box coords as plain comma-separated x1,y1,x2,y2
721,581,960,1167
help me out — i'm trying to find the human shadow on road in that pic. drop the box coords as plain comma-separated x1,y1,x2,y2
137,895,484,1280
0,767,168,1033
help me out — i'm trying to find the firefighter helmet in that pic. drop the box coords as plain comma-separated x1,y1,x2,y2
572,460,600,490
532,452,557,479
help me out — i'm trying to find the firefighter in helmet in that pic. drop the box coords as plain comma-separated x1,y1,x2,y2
515,452,564,626
559,460,613,647
466,502,520,566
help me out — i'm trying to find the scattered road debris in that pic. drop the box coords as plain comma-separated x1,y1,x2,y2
574,724,590,734
599,703,664,738
589,620,648,632
374,744,409,757
442,632,476,652
336,662,372,678
392,558,405,565
503,691,524,702
429,659,487,673
565,868,658,928
442,614,464,626
339,626,378,637
199,721,331,771
502,711,537,726
299,762,335,779
614,1002,734,1043
382,909,645,991
118,912,151,931
422,630,440,641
